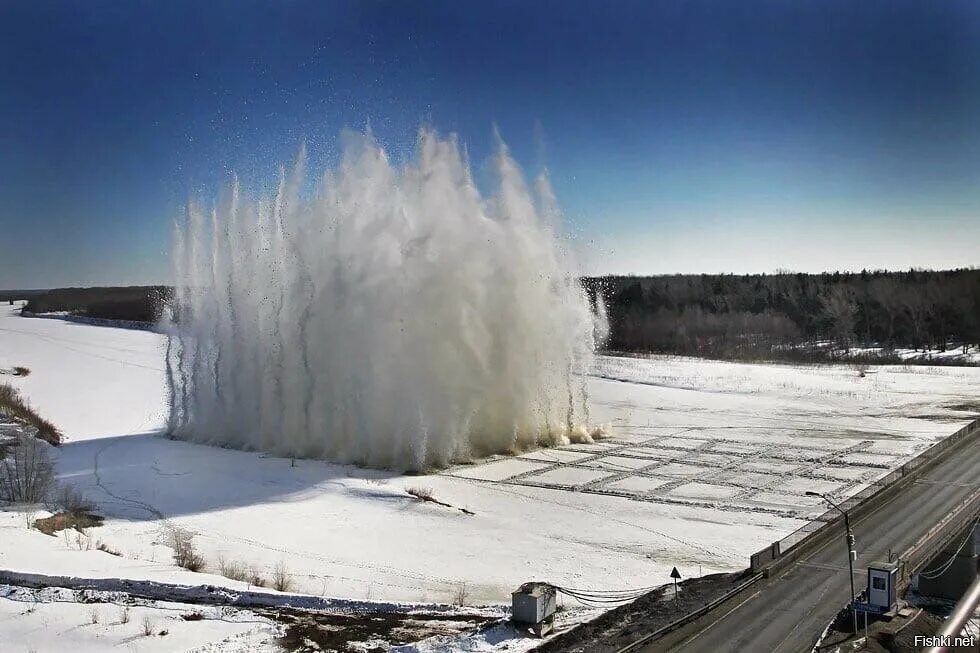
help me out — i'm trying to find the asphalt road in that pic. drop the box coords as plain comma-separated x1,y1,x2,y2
646,432,980,653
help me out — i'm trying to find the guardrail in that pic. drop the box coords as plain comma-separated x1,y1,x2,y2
808,485,980,651
750,417,980,574
613,572,764,653
544,418,979,653
897,488,980,588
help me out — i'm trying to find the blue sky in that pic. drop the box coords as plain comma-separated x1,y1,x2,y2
1,1,978,288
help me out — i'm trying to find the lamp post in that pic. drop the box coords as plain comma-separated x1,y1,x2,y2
807,491,858,634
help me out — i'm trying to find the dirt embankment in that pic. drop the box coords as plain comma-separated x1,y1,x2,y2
0,383,61,445
535,571,749,653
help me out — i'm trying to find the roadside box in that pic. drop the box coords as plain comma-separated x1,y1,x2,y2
512,582,557,636
867,561,898,611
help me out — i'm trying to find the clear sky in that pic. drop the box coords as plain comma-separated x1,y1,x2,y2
2,1,978,288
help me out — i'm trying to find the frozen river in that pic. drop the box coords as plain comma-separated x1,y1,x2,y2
1,305,977,606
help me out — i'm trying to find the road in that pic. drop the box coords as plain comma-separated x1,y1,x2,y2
646,432,980,653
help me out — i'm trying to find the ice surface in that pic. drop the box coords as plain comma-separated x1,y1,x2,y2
2,307,978,610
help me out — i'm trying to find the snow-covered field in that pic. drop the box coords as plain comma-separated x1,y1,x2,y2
0,582,279,653
1,304,978,650
853,345,980,364
808,341,980,365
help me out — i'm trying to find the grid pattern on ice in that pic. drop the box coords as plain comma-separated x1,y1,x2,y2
445,430,897,519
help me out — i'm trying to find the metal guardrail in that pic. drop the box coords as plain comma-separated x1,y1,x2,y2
613,572,764,653
897,488,980,587
803,456,980,652
751,417,980,572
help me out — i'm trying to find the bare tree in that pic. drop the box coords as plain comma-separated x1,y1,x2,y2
855,281,876,347
0,434,54,504
901,286,930,351
167,525,205,572
821,286,857,352
926,280,952,352
272,561,294,592
869,277,902,348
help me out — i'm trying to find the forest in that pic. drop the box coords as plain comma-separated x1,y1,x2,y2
585,269,980,364
17,286,172,323
7,269,979,365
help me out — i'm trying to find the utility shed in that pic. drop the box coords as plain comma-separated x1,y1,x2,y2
512,582,557,636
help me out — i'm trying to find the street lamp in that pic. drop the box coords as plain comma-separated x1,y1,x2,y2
807,491,858,633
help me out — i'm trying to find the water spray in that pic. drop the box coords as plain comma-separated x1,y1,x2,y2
168,129,606,470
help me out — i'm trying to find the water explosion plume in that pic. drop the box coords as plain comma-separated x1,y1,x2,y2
166,129,607,470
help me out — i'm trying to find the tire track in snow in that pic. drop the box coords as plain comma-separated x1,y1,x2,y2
0,326,164,372
92,439,166,520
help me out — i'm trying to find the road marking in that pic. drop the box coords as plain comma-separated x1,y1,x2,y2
668,587,766,650
672,460,964,649
796,561,844,572
915,479,979,488
772,573,839,652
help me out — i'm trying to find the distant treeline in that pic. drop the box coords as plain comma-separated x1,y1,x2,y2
8,270,980,365
20,286,172,323
584,269,980,363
